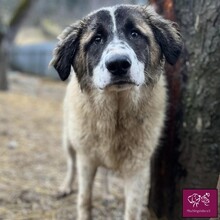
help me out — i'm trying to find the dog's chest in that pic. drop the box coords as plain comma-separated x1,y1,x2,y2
95,110,148,169
69,91,152,170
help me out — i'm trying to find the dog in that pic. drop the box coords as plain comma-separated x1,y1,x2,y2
50,4,182,220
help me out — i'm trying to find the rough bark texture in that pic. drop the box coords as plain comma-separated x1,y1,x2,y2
149,0,220,220
174,0,220,219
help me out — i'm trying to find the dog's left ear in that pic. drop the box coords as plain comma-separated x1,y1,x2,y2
144,6,183,65
50,21,83,81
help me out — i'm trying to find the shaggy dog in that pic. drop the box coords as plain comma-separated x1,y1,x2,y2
50,4,182,220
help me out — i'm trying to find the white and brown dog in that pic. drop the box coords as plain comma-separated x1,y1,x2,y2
50,4,182,220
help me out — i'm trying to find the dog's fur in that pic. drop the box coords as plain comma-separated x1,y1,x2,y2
50,4,182,220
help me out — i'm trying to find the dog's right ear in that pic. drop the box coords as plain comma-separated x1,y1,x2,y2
50,21,83,81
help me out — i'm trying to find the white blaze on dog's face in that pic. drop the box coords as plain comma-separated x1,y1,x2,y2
93,37,145,90
51,5,182,91
92,6,146,90
82,5,150,91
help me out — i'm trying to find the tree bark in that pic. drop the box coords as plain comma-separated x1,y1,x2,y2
174,1,220,219
149,0,220,220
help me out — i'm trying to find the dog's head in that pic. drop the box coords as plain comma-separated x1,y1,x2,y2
50,5,182,91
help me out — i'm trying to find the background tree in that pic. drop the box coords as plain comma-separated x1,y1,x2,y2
149,0,220,219
0,0,37,90
0,18,7,90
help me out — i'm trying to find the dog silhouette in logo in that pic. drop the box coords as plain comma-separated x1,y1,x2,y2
200,193,210,206
188,193,210,207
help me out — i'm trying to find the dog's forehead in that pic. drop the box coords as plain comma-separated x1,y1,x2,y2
114,5,144,22
86,9,113,28
85,5,144,31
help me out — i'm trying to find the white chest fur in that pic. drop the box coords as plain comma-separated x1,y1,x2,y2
64,74,166,171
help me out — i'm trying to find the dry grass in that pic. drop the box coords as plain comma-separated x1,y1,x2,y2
0,72,154,220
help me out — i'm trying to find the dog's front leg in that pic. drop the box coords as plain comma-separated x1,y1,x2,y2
123,166,150,220
77,154,97,220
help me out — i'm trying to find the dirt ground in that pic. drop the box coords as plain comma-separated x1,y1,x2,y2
0,73,151,220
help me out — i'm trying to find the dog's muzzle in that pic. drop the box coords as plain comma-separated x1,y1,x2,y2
105,54,131,76
104,54,137,90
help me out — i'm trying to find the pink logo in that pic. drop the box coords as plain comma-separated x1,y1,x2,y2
187,192,210,207
182,189,218,218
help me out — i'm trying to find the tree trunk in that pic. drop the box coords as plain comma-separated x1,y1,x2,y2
174,0,220,219
149,0,220,220
0,20,8,91
0,40,8,91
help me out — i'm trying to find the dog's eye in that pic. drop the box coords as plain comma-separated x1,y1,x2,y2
130,30,139,39
94,34,103,44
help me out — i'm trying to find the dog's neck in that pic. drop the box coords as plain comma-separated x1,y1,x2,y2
86,84,153,116
69,73,165,118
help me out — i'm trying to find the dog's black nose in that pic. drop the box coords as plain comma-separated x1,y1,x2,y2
106,55,131,75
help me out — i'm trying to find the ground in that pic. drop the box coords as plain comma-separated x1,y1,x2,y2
0,73,151,220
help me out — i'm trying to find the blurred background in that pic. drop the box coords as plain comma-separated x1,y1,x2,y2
0,0,219,220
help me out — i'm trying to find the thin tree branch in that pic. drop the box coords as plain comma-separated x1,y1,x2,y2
7,0,38,42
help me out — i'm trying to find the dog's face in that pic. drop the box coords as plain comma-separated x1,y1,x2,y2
50,5,182,91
